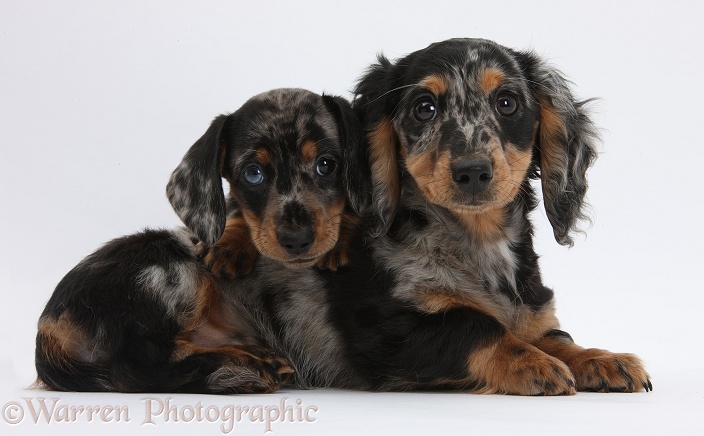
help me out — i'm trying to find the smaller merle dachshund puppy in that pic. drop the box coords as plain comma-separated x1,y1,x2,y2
34,89,367,394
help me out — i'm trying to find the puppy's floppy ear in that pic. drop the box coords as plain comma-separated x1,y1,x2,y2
519,50,599,247
322,94,370,215
166,115,229,247
353,54,401,236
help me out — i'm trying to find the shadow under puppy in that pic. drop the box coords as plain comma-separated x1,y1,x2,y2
34,88,366,393
221,38,650,395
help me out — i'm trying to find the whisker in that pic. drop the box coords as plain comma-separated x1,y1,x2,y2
363,83,420,105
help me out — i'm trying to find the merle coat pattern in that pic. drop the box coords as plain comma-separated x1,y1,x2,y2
218,38,651,395
35,88,366,394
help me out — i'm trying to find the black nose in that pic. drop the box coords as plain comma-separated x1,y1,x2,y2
452,160,493,193
278,227,314,255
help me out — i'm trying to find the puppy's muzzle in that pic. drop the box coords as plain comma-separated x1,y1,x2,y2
276,200,317,256
452,159,493,194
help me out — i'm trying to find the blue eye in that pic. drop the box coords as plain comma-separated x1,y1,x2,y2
316,157,337,176
243,165,264,185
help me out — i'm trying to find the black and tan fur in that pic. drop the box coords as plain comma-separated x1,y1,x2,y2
218,39,650,395
344,38,651,394
34,88,367,393
36,40,651,396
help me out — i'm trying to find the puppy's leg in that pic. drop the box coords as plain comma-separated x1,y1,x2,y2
533,330,652,392
468,330,576,395
168,341,294,394
168,281,295,394
108,332,294,394
159,272,294,394
36,313,113,391
364,305,575,395
35,228,290,394
204,216,259,278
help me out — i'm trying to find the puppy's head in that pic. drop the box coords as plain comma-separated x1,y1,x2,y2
166,89,368,267
355,38,598,246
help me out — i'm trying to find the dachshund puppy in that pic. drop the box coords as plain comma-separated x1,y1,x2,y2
34,88,367,394
346,38,651,394
225,39,650,395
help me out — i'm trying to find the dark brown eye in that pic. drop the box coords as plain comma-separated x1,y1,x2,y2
413,97,437,122
316,157,337,176
496,92,518,116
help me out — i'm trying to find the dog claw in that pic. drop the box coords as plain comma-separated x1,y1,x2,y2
644,380,653,392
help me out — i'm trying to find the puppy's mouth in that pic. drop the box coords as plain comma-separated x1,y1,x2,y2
257,249,322,268
283,256,320,268
455,191,496,207
446,199,502,218
417,182,498,214
453,198,493,209
430,183,498,210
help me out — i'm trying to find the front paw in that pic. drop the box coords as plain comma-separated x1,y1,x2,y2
566,349,652,392
495,348,576,396
471,336,576,396
204,242,259,279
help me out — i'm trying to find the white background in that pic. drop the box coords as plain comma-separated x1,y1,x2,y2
1,0,703,434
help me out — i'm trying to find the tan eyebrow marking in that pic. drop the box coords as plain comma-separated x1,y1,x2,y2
256,148,272,165
301,140,318,163
479,68,505,94
420,74,448,95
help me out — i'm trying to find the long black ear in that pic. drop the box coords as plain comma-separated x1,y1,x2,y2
519,50,599,247
353,54,401,236
166,115,229,247
322,94,370,215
